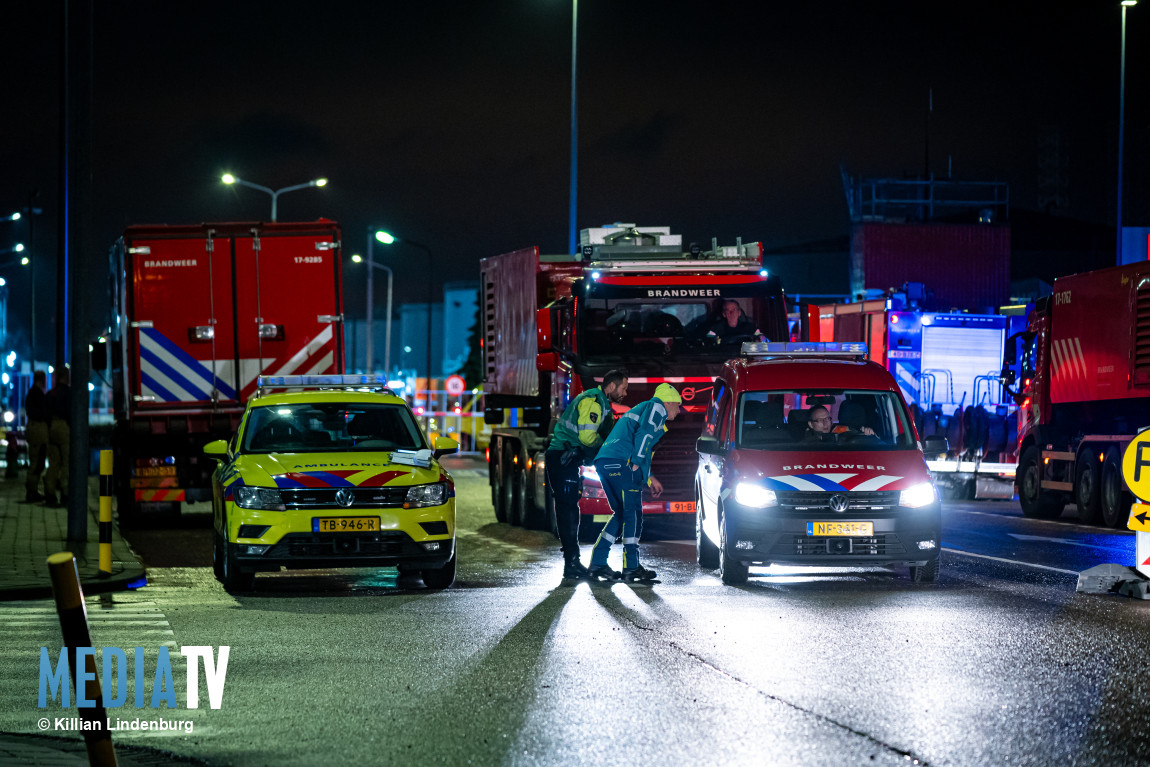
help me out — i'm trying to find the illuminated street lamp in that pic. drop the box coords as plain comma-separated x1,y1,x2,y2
376,231,435,390
220,173,328,222
352,228,395,374
1117,0,1138,264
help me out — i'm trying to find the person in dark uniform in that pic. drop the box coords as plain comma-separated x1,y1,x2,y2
543,369,629,580
45,368,71,507
24,370,49,503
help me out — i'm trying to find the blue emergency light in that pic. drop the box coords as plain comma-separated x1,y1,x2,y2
256,374,395,394
740,342,868,357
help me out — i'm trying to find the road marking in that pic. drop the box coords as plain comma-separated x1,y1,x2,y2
948,507,1135,535
942,547,1078,575
1006,532,1131,551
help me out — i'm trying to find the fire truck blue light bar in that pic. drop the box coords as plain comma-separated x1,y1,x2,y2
740,342,868,357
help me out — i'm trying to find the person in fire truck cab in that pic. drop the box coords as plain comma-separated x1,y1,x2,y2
587,383,682,582
710,299,757,340
544,369,630,580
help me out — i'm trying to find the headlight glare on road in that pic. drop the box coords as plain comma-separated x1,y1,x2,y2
899,482,938,509
405,482,447,508
233,486,285,511
734,482,777,508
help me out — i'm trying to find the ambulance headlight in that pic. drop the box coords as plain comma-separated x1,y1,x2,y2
233,486,286,511
404,482,447,508
899,482,938,509
734,482,777,508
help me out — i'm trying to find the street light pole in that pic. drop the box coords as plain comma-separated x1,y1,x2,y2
360,230,394,374
377,232,434,392
569,0,579,255
220,174,328,222
1118,0,1138,265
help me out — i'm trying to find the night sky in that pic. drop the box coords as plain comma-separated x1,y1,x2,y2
1,0,1145,363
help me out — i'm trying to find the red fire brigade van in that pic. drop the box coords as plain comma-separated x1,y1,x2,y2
694,343,946,584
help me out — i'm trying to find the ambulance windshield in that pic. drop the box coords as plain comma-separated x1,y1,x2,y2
242,403,427,454
736,390,916,451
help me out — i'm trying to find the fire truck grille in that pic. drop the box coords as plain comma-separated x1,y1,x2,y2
773,490,900,512
280,487,409,509
649,424,704,498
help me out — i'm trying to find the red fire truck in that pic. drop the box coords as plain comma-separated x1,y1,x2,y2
810,298,1018,499
106,221,344,524
482,224,788,534
1008,261,1150,527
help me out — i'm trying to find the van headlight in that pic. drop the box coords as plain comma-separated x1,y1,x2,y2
404,482,447,508
734,482,777,508
233,486,285,511
899,482,938,509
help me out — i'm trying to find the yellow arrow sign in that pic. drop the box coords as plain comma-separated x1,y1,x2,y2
1121,431,1150,503
1130,503,1150,534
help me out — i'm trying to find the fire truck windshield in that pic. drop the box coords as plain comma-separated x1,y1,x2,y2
582,293,785,361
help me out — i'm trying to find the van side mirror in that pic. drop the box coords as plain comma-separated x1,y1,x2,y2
203,439,228,457
921,436,949,456
696,436,727,456
433,436,459,458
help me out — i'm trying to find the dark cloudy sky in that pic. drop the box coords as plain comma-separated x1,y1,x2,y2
1,0,1145,362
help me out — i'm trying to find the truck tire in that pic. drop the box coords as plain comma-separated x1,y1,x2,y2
1018,446,1065,519
494,442,512,524
718,507,749,585
1100,447,1131,529
1074,450,1103,525
696,489,719,570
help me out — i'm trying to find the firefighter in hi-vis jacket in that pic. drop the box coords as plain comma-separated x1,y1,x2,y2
588,383,682,582
543,369,629,580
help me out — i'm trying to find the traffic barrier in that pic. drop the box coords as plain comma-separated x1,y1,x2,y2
47,551,118,767
99,450,113,577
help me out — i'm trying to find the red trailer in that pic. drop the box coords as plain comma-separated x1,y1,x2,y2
1011,262,1150,526
108,221,344,524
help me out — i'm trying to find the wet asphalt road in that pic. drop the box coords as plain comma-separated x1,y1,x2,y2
3,456,1150,766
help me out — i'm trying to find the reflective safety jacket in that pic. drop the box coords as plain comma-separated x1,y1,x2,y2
549,386,614,458
595,397,669,484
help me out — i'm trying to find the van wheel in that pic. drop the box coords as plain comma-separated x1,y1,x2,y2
1018,446,1065,519
718,508,748,585
696,489,719,569
910,557,940,583
422,552,456,589
1100,447,1131,529
212,531,224,580
220,542,255,592
1074,451,1103,525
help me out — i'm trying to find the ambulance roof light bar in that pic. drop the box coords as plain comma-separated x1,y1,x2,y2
256,374,396,395
741,342,869,360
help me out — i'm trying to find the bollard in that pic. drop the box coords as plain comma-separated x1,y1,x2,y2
99,450,113,577
47,551,118,767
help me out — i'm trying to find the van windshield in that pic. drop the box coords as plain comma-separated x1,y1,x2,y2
737,390,916,451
